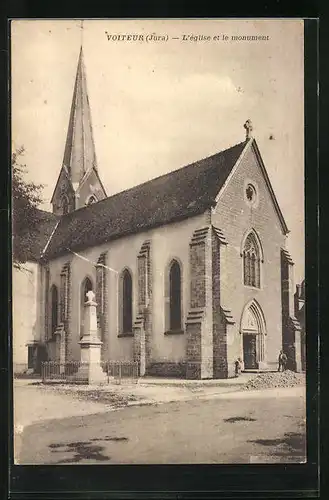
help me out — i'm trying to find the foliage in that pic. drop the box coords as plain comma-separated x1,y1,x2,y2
12,146,44,267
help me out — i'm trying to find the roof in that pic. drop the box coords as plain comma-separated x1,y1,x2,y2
15,209,59,262
44,140,247,259
251,140,289,235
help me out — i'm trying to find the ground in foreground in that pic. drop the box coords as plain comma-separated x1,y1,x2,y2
18,388,306,464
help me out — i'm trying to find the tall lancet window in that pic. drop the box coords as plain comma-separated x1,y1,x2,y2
243,233,261,288
169,260,182,330
120,269,133,334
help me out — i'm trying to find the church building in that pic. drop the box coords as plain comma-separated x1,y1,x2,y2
12,47,303,379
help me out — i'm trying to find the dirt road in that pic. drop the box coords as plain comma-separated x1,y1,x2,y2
18,387,306,464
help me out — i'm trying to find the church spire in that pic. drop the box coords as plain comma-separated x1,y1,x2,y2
51,43,107,215
62,45,98,184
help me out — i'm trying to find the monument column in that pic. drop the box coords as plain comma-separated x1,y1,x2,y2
74,290,106,384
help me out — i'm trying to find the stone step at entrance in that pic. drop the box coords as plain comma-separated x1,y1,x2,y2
242,368,275,373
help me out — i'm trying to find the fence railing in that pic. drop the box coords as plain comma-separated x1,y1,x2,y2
41,361,81,382
102,360,139,384
41,360,139,384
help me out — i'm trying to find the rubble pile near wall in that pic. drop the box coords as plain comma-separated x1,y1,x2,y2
244,370,305,391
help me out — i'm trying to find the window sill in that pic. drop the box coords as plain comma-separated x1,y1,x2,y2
244,284,261,290
164,329,185,336
117,332,134,338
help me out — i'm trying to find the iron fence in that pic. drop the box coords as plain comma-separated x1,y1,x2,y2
41,360,139,384
102,360,139,384
41,361,81,382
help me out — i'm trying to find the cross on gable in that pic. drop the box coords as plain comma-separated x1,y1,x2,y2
244,119,253,139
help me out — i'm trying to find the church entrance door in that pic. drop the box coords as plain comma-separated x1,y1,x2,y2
240,300,267,370
243,334,257,369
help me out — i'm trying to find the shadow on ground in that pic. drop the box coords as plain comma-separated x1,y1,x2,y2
49,436,129,463
224,416,257,423
248,431,306,460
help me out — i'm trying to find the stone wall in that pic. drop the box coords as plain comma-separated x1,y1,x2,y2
212,228,230,378
45,212,208,370
147,362,186,378
281,249,302,371
12,263,40,373
186,226,213,379
211,140,287,373
40,139,295,378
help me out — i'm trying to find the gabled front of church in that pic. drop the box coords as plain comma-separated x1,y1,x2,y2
13,48,303,379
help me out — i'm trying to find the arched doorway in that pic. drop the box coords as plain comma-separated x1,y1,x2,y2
240,300,267,370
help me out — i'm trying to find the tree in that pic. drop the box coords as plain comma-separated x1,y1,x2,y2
12,147,44,268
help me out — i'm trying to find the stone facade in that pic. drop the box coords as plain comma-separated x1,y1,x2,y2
294,281,306,372
39,213,208,371
212,227,234,378
186,226,213,379
12,49,302,379
15,140,302,379
210,141,287,373
133,240,152,376
60,262,71,364
14,139,302,379
12,263,39,373
281,250,302,372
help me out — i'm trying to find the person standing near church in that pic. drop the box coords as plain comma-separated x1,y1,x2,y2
235,358,242,377
278,350,287,372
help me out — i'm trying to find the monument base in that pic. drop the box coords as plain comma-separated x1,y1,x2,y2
73,334,107,385
72,362,107,385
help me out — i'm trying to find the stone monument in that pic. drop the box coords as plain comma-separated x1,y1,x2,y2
74,289,107,384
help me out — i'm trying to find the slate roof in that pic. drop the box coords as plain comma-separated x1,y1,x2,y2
43,140,247,259
15,209,59,262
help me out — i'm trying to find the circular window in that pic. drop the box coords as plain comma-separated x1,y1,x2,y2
86,195,97,205
245,183,257,206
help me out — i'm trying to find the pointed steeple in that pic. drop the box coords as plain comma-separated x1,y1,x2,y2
51,46,107,215
62,46,98,184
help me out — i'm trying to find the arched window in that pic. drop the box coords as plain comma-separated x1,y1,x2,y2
61,195,69,215
243,233,261,288
80,277,93,337
169,260,182,330
121,269,133,333
50,285,58,335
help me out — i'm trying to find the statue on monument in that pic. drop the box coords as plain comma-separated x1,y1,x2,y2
86,289,96,303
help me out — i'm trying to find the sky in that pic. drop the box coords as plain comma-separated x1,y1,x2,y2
11,19,305,283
